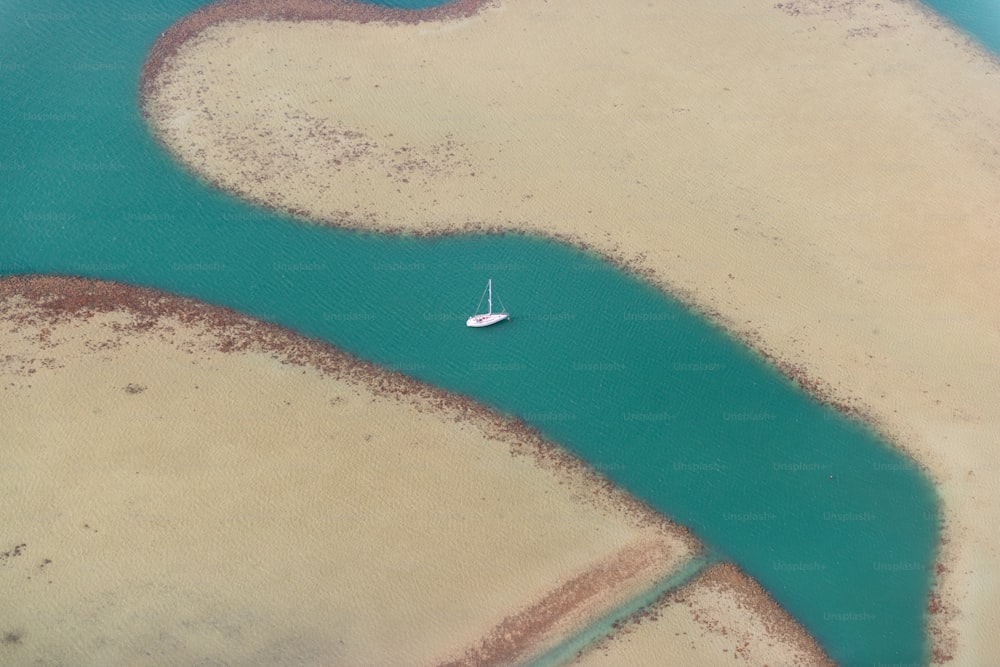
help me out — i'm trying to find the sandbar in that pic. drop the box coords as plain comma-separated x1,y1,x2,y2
0,275,697,665
141,0,1000,660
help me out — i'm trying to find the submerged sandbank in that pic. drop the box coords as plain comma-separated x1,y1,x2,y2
0,275,697,665
140,0,1000,660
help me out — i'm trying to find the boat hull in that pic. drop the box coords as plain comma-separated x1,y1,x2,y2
466,312,509,328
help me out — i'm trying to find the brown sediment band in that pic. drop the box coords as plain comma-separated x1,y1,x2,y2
589,561,837,666
689,562,833,664
927,538,960,664
140,0,495,104
442,538,682,666
0,273,696,540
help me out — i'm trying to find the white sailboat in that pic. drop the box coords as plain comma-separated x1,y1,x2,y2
466,278,510,328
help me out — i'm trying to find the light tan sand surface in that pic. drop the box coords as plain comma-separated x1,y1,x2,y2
142,0,1000,660
573,563,833,667
0,276,696,665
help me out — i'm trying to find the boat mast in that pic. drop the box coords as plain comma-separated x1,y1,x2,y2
487,278,493,315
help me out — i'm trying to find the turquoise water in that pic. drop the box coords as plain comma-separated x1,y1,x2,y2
3,0,985,664
923,0,1000,54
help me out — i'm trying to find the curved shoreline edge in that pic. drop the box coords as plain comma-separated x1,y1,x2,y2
139,0,926,443
0,273,835,665
140,0,496,105
0,274,677,533
140,0,891,440
132,0,1000,662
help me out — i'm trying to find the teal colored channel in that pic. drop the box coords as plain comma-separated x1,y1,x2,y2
5,0,987,664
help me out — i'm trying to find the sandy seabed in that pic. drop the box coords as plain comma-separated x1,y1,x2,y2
0,276,830,665
140,0,1000,661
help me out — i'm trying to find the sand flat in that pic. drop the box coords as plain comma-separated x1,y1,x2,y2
142,0,1000,660
0,276,697,665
